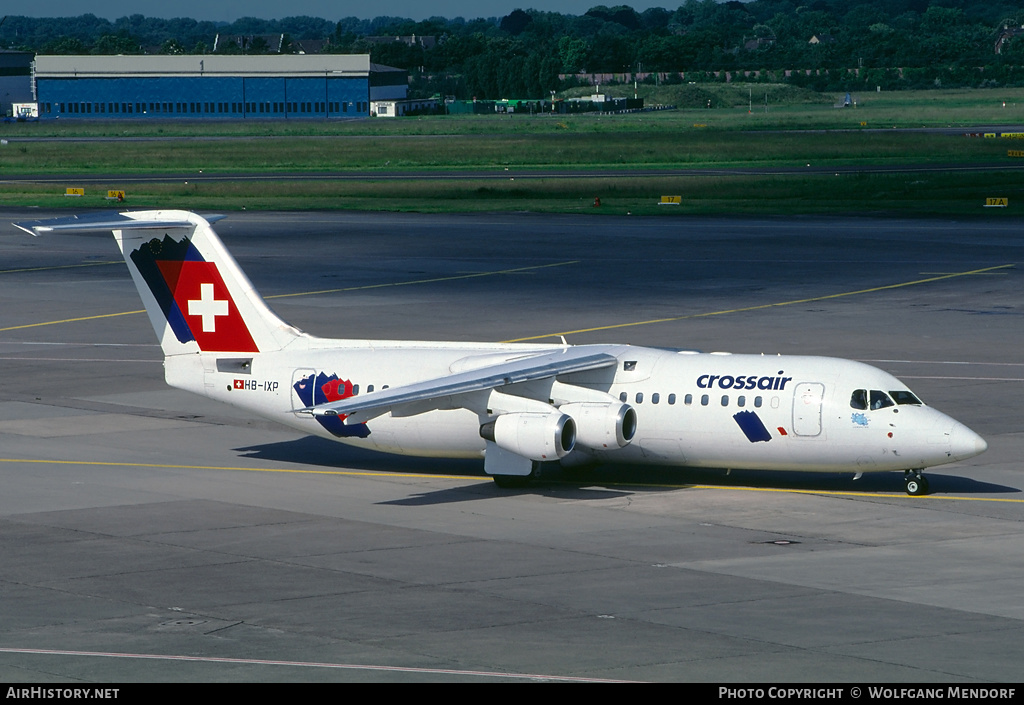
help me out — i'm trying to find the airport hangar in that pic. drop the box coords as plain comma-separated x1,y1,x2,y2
0,51,34,118
29,54,408,119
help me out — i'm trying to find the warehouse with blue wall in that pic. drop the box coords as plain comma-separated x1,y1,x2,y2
32,55,407,119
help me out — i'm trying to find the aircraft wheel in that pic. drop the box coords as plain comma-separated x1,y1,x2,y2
905,475,929,496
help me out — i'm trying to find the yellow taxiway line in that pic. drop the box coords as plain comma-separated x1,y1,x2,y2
1,457,1020,502
0,457,467,481
3,260,1012,339
504,263,1017,342
0,261,122,275
0,260,578,333
266,260,579,299
0,309,144,332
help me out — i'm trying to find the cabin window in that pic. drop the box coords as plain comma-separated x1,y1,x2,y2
635,392,643,404
721,395,729,407
352,384,359,395
701,394,709,406
620,392,627,402
754,396,762,408
652,393,660,405
684,393,693,406
668,394,676,405
737,395,746,407
851,389,868,410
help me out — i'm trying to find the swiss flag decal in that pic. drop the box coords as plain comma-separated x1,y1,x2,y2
158,260,259,352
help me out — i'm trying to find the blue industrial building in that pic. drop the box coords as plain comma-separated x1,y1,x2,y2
1,51,34,118
32,54,407,119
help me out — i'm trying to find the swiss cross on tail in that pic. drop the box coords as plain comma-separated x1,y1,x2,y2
131,235,259,353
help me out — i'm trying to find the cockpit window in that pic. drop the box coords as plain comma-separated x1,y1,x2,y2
853,389,913,410
850,389,867,410
890,390,922,406
869,390,894,410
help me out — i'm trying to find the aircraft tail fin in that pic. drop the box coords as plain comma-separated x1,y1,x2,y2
15,210,303,356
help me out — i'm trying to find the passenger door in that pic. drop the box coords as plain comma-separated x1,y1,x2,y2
793,382,824,437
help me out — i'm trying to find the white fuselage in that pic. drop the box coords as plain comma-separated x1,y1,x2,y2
166,340,985,475
17,209,986,489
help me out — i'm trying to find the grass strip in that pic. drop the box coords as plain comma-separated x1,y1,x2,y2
0,131,1013,174
3,170,1020,217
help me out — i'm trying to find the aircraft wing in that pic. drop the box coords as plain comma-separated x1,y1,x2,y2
302,346,621,424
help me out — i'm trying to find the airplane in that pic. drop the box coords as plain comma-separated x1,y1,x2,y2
16,210,988,495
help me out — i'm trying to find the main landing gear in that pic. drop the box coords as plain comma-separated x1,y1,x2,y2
492,474,531,489
904,469,930,496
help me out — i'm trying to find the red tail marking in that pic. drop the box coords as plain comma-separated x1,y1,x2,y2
166,261,259,352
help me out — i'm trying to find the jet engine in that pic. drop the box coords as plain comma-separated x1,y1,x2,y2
559,402,637,449
479,412,576,461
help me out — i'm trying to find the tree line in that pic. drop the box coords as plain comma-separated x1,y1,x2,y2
3,1,1024,98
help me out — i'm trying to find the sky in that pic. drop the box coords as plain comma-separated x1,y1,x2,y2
11,1,672,23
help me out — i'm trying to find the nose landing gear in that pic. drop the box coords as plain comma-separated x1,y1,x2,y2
904,469,930,496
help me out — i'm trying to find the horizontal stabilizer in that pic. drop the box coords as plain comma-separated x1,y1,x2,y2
15,210,300,356
14,211,225,236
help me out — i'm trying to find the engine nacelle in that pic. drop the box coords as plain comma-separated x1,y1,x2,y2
559,402,637,449
480,412,576,461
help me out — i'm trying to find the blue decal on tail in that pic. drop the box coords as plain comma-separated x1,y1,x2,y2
733,411,772,443
130,235,202,344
